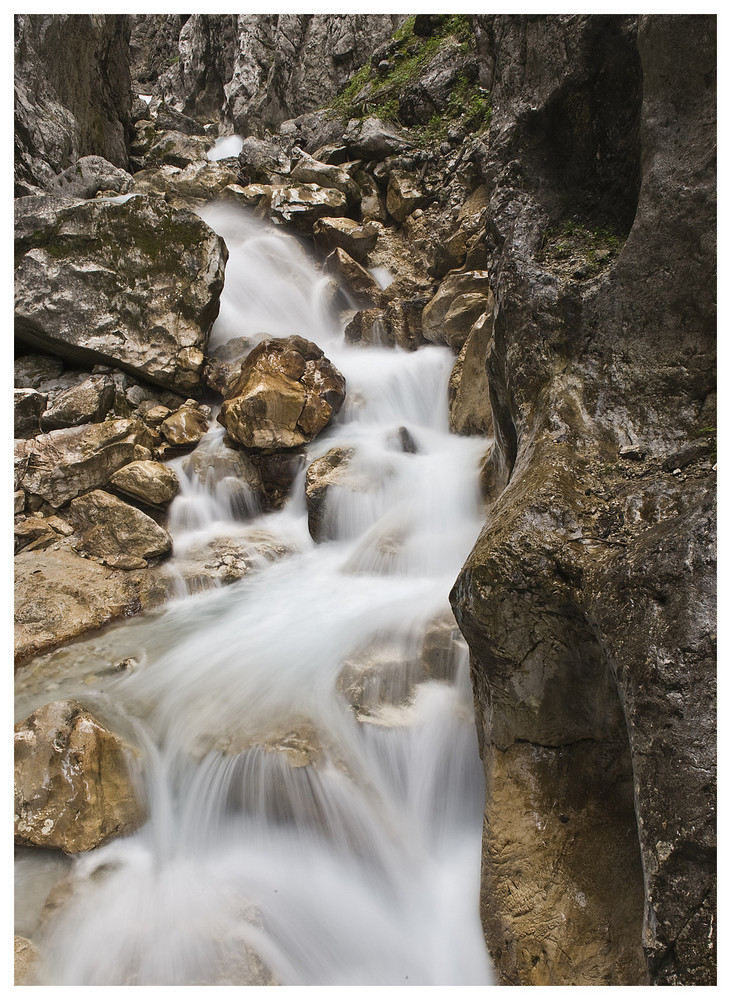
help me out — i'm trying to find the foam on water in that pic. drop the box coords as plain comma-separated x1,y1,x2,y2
14,207,493,986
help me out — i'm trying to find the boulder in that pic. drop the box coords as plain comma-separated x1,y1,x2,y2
15,418,157,509
165,530,294,592
421,270,492,349
290,149,360,204
110,459,180,506
130,161,239,204
324,247,382,309
343,115,414,159
266,183,348,233
69,489,172,564
14,546,168,664
218,336,346,452
386,170,426,223
237,135,292,184
15,354,64,389
50,155,133,200
312,216,379,265
39,373,115,431
15,194,227,393
14,700,146,853
143,129,211,169
159,403,210,446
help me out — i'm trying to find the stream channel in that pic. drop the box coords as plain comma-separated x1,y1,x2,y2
14,200,493,986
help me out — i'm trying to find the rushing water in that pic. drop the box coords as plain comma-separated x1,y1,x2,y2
14,204,493,986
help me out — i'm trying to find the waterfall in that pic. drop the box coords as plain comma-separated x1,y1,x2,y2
14,204,493,986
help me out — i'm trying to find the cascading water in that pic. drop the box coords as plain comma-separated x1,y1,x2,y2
14,203,493,986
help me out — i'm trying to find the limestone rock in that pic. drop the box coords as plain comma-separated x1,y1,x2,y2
50,155,133,200
304,447,355,542
14,700,146,853
386,170,426,223
421,271,492,349
237,134,292,184
39,374,115,432
15,354,64,389
266,183,347,233
343,116,414,160
290,149,360,205
110,460,180,506
14,546,168,664
159,404,210,446
15,194,227,393
312,216,379,265
324,247,382,309
448,311,494,436
218,336,346,453
130,161,239,204
14,15,132,194
15,419,157,509
14,389,47,439
143,129,211,169
69,489,172,563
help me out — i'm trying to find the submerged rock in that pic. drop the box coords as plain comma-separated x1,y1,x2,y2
14,699,146,853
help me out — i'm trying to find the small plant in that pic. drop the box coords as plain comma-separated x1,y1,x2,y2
538,218,625,278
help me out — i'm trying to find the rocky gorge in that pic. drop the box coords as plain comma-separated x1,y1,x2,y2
14,13,716,987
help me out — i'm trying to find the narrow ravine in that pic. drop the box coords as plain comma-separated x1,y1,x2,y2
15,204,493,986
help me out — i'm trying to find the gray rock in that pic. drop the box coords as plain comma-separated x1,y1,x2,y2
15,194,227,393
39,374,115,431
50,155,133,200
343,116,414,160
15,390,47,439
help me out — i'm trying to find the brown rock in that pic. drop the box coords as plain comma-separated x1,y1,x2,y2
324,247,382,309
39,374,115,432
312,216,379,265
160,404,210,446
14,700,146,853
421,271,492,349
304,447,355,542
448,311,494,436
110,459,180,506
69,489,172,562
386,170,425,223
15,936,40,986
218,336,346,453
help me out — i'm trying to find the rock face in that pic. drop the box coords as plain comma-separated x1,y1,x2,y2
14,700,146,853
450,13,716,987
15,194,227,393
218,337,346,452
14,15,132,194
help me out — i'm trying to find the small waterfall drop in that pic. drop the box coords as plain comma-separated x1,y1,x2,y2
14,205,493,986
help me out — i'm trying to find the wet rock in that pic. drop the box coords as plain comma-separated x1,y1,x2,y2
69,489,172,563
14,546,168,664
130,161,239,204
448,311,494,436
109,460,180,507
14,699,146,853
159,403,210,447
39,374,115,432
166,530,294,593
421,271,491,350
15,194,227,393
218,336,346,452
14,389,47,439
324,247,382,309
15,419,156,509
50,155,133,200
312,216,379,265
304,447,355,542
344,308,394,347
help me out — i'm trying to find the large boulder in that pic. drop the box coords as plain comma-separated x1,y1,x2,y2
218,336,346,452
39,374,115,432
14,700,146,853
312,216,379,265
15,194,227,393
421,270,492,350
109,459,180,506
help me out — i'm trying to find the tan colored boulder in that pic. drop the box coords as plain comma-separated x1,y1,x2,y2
218,336,346,453
14,700,146,853
14,546,168,664
15,936,40,985
312,216,379,265
325,247,382,309
159,403,209,446
443,292,492,353
110,459,180,506
15,418,157,509
386,170,425,223
69,489,172,564
421,270,492,349
448,311,494,436
267,183,347,233
291,149,360,205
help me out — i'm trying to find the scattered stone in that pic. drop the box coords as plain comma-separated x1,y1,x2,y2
386,170,426,223
14,389,47,438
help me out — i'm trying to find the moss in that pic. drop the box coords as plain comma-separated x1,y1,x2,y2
537,219,626,279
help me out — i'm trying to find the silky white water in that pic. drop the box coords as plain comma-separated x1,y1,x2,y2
14,205,492,986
